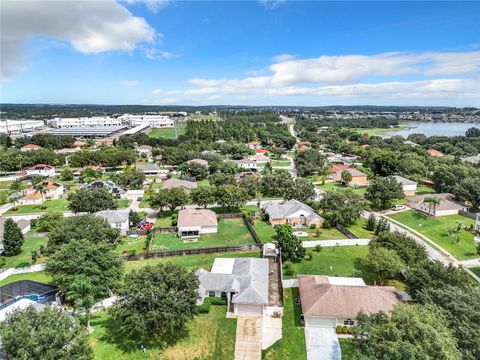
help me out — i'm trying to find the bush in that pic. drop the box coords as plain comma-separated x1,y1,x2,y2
310,223,317,229
197,301,211,314
283,262,295,276
40,205,47,210
336,325,343,334
0,257,5,268
261,213,269,221
171,213,178,226
314,244,322,253
323,220,332,229
305,250,314,260
209,297,227,305
315,228,321,237
342,326,348,334
245,214,253,224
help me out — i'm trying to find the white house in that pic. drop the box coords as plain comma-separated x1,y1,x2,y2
136,145,152,158
24,164,55,177
18,181,64,205
94,210,130,235
392,175,417,196
177,208,218,238
233,158,257,170
119,114,174,128
406,193,467,217
196,257,269,315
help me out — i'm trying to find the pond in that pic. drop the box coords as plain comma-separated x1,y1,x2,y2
382,122,480,138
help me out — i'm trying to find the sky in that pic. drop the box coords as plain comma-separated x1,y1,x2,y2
1,0,479,107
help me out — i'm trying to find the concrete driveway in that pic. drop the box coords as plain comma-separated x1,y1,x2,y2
235,314,262,360
305,326,341,360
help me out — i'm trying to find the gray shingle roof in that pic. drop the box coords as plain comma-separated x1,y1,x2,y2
94,209,129,224
392,175,417,186
262,199,323,221
196,258,269,305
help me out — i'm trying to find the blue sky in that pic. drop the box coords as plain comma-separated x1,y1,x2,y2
1,0,479,106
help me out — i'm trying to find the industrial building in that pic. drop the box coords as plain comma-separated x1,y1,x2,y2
47,116,124,128
0,120,45,134
47,125,129,138
118,114,175,128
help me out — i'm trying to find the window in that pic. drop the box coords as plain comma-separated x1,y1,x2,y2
344,319,354,326
209,291,216,297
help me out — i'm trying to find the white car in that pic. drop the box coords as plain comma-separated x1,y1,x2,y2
393,205,407,211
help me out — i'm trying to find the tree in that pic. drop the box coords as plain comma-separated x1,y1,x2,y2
9,179,25,194
476,241,480,257
151,187,189,212
214,185,248,209
179,162,209,180
46,239,123,298
0,306,93,360
366,149,399,176
276,224,305,261
67,276,97,331
190,186,215,208
60,168,74,181
366,213,376,231
340,170,352,184
207,173,236,187
34,181,46,202
110,264,198,340
68,187,117,213
364,246,404,285
79,167,101,183
454,177,480,212
365,176,404,209
353,303,461,360
47,214,119,249
423,196,441,216
284,178,315,202
35,211,64,232
128,209,142,227
295,149,325,177
239,176,260,199
110,167,145,190
319,190,366,226
3,218,24,255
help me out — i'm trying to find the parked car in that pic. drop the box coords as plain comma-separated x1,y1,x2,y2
393,205,407,211
139,222,154,231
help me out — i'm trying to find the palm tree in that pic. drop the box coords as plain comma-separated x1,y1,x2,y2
67,277,96,332
9,180,25,208
34,182,46,203
423,196,441,216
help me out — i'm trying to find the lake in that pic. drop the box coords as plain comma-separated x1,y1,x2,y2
382,122,480,138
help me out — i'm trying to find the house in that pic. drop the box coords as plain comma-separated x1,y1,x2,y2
162,178,197,190
296,141,311,151
20,144,42,152
94,210,129,235
177,208,218,238
136,163,161,176
255,148,268,154
24,164,55,177
406,193,467,217
196,257,269,314
246,140,262,150
16,219,31,234
392,175,417,196
235,171,261,182
333,168,368,187
136,145,152,158
249,153,270,164
87,180,126,196
18,181,64,205
461,154,480,164
73,165,105,177
262,199,324,227
330,164,352,180
73,140,87,148
233,158,257,170
187,158,209,166
298,275,401,328
428,148,444,157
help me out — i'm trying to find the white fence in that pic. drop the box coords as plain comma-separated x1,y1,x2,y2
0,264,46,282
282,279,298,288
302,239,370,248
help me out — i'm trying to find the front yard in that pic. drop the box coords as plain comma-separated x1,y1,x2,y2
90,304,236,360
263,288,306,360
387,211,477,260
150,218,256,251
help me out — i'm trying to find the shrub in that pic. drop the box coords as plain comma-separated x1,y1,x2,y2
197,301,211,314
342,326,348,334
314,244,322,253
305,250,314,260
261,213,269,221
40,205,47,210
209,297,227,305
323,220,332,229
171,213,178,226
315,228,321,237
0,257,5,268
336,326,343,334
310,223,317,229
283,262,295,277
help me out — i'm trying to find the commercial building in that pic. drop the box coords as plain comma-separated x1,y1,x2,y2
47,116,124,128
47,125,128,138
118,114,174,128
0,120,44,134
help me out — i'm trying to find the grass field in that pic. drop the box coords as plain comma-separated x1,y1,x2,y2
263,288,306,360
387,211,477,260
347,218,375,239
147,126,185,139
415,185,436,195
115,235,147,255
115,199,131,209
470,267,480,277
296,226,346,240
6,198,70,214
2,237,48,268
315,182,366,196
285,246,375,283
252,220,277,243
90,304,236,360
271,160,291,167
151,218,256,251
0,271,52,286
350,123,411,137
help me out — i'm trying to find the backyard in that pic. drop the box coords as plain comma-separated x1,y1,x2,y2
5,198,130,214
2,237,48,268
315,181,366,196
90,304,236,360
150,218,257,251
387,211,477,260
263,288,306,360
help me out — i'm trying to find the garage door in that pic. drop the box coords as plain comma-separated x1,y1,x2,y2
307,316,336,327
237,304,263,314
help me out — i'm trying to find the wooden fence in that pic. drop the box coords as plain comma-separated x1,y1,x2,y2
336,223,359,239
459,209,478,220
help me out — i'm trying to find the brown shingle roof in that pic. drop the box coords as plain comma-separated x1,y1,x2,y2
298,275,400,318
177,208,218,227
162,178,197,190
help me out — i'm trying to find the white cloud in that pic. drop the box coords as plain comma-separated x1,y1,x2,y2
152,89,181,95
120,80,139,87
125,0,172,14
272,53,295,62
1,0,156,80
143,48,178,60
258,0,287,9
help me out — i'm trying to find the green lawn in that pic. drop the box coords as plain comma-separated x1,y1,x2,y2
6,198,70,214
271,160,291,167
115,235,147,255
151,218,256,251
263,288,306,360
155,211,175,227
286,246,376,283
339,339,355,360
297,226,345,240
2,237,48,268
315,182,366,196
147,126,185,139
350,123,410,137
123,250,261,273
252,221,277,243
90,304,236,360
470,267,480,277
0,271,52,286
387,211,477,260
347,218,375,239
115,199,131,209
416,185,436,195
0,180,13,189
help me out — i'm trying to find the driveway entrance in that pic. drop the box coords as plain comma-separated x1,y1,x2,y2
305,326,341,360
234,314,262,360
